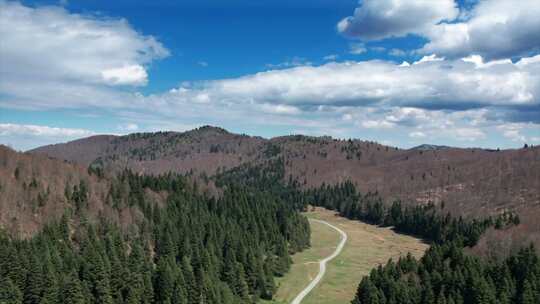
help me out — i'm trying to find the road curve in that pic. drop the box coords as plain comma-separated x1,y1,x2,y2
290,219,348,304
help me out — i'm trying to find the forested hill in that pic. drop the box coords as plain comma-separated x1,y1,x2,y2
31,126,540,220
0,145,310,303
2,143,540,303
30,126,540,251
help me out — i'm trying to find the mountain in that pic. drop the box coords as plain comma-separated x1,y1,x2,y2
31,126,540,215
410,144,451,151
31,126,266,176
30,126,540,253
4,127,540,302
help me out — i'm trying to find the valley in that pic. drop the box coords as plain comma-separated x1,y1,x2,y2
2,1,540,303
1,127,539,304
264,207,428,304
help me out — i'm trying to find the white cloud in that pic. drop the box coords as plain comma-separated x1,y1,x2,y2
516,55,540,67
421,0,540,60
171,56,538,111
409,131,426,138
260,104,301,115
342,113,353,121
413,54,445,65
349,43,366,55
338,0,458,40
266,57,312,69
451,127,485,141
496,123,540,143
361,120,394,129
323,54,339,61
461,55,512,69
389,48,407,57
118,123,139,132
338,0,540,61
0,123,96,151
198,61,209,67
0,123,94,137
101,65,148,86
0,1,168,104
5,54,537,130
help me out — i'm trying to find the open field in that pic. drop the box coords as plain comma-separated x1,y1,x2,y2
263,207,429,304
261,214,342,304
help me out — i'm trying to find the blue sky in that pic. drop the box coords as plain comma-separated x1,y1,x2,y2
1,0,539,150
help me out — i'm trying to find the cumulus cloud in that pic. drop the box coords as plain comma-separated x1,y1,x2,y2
497,123,540,143
338,0,458,40
166,56,538,112
0,0,168,106
4,51,538,131
422,0,540,60
138,54,538,143
101,65,148,86
349,43,367,55
338,0,540,61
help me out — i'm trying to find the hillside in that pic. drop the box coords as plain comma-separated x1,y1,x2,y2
31,126,267,176
31,126,540,220
0,144,311,304
3,129,540,303
0,145,166,238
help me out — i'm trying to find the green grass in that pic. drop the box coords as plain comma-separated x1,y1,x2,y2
260,217,342,304
262,207,428,304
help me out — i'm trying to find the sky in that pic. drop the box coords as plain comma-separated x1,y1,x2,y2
0,0,539,151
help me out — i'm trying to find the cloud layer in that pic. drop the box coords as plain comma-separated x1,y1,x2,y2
338,0,458,40
339,0,540,60
161,55,539,112
0,123,95,151
1,1,539,150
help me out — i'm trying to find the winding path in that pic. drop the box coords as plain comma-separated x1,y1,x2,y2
290,219,348,304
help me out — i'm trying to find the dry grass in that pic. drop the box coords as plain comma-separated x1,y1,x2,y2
263,207,428,304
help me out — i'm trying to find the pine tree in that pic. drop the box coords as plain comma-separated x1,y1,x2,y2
23,255,44,304
62,273,86,304
155,259,175,304
0,278,23,304
520,279,537,304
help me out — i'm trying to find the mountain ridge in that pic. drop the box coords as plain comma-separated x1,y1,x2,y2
29,126,540,222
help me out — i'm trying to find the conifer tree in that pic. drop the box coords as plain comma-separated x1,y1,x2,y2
62,273,86,304
0,278,23,304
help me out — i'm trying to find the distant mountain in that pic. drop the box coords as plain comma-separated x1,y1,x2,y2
410,144,452,151
30,126,540,248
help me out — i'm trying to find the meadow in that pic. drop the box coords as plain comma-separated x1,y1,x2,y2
263,207,428,304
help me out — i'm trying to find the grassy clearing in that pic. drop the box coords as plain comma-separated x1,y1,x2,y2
261,217,342,304
263,207,429,304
